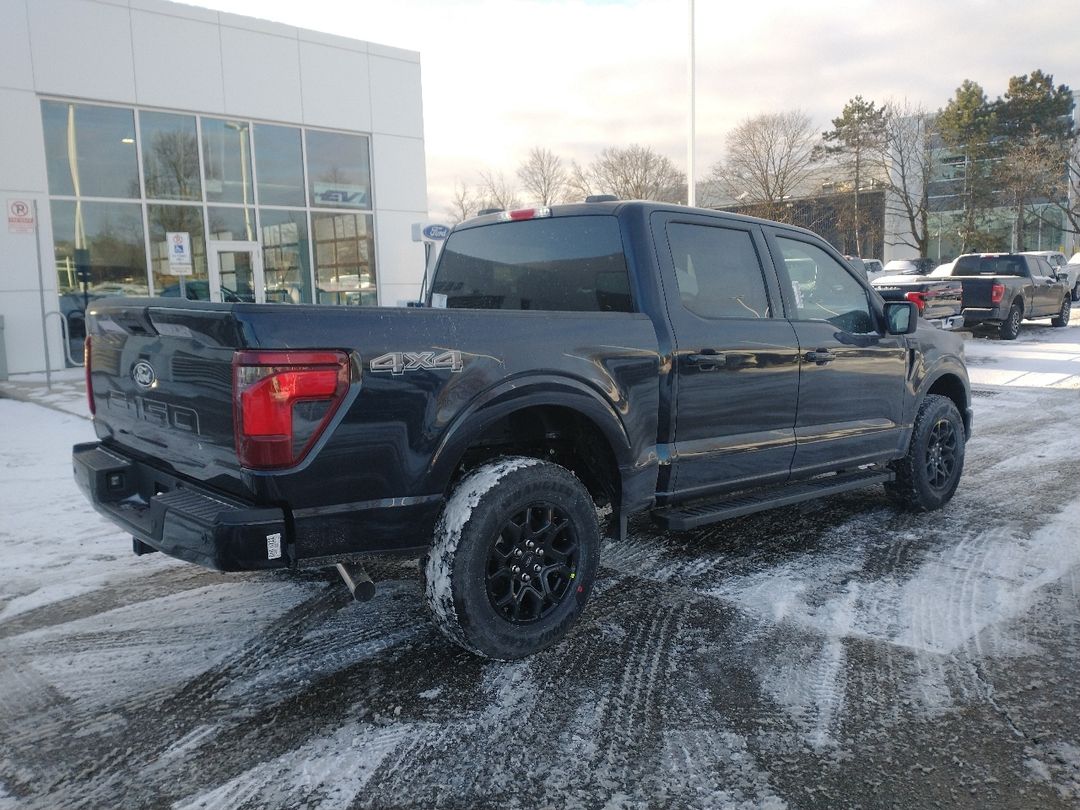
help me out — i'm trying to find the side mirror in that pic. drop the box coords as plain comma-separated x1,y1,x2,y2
884,301,918,335
1056,272,1069,282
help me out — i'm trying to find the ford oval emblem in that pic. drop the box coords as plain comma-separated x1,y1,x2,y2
132,360,156,389
422,224,450,241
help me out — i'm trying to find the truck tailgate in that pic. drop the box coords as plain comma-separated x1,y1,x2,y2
87,301,246,495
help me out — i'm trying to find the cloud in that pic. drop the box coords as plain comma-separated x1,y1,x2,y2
204,0,1080,219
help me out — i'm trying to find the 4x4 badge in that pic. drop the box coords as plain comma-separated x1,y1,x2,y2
369,350,463,375
132,361,157,389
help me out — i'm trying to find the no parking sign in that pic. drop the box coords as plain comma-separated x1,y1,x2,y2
166,232,193,275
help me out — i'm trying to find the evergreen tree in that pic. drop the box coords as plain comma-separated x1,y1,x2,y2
937,80,999,252
821,96,887,256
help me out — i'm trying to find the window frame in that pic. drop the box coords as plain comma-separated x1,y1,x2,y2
663,219,776,322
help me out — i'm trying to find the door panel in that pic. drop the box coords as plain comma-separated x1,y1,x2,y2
209,240,264,304
768,232,908,475
652,213,801,498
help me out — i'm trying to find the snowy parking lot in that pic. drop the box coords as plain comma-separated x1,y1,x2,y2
2,316,1080,809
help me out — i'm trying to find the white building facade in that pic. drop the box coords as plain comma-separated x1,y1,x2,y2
1,0,428,374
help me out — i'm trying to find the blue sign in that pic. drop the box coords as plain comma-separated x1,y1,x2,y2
422,224,450,241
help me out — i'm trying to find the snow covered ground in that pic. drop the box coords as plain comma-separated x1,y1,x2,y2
1,320,1079,809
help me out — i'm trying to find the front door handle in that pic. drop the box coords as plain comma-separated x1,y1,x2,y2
805,349,837,365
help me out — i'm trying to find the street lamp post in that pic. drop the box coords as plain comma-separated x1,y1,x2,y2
687,0,696,208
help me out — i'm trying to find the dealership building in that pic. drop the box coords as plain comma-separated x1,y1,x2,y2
0,0,428,375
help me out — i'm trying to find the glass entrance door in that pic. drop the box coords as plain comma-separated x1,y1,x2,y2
208,240,264,303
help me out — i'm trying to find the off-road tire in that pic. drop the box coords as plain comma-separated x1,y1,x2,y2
999,302,1023,340
886,394,966,512
1051,295,1071,327
423,456,600,660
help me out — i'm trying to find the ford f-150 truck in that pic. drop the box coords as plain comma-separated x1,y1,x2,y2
944,253,1072,339
74,201,972,659
871,273,964,331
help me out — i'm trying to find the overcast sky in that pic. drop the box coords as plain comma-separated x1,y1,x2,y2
203,0,1078,219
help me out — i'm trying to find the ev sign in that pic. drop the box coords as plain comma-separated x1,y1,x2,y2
7,199,35,234
166,232,193,276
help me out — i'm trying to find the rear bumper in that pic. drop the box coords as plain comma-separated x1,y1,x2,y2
74,442,289,571
962,306,1003,325
73,442,443,571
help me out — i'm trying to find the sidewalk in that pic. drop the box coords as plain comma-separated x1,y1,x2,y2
0,367,89,419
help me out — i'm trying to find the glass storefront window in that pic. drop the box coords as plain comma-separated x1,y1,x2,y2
208,206,255,241
260,208,311,304
202,118,253,205
51,200,147,295
140,111,202,201
305,131,372,210
51,200,147,356
253,124,305,206
41,101,139,199
312,212,376,305
148,204,207,298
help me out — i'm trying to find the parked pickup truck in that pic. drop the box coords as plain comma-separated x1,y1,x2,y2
73,202,972,659
943,253,1072,339
871,273,964,331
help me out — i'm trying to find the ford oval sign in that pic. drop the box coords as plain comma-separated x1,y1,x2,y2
132,361,157,390
422,224,450,241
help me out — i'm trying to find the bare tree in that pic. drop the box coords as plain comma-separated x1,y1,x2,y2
880,100,939,258
446,181,477,224
570,144,685,203
477,170,521,211
999,127,1069,251
1049,137,1080,247
707,110,818,221
517,147,570,205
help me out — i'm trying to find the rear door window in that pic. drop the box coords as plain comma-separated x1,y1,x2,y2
665,222,772,319
432,216,632,312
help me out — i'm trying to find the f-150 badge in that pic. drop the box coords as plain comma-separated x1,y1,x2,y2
369,350,463,375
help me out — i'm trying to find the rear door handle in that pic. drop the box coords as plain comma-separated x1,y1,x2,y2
687,351,726,369
805,349,836,365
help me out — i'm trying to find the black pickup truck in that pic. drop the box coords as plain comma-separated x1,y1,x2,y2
945,253,1072,339
871,273,964,331
74,201,972,659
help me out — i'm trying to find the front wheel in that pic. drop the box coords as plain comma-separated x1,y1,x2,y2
886,395,966,512
423,456,600,660
1051,295,1072,327
999,302,1022,339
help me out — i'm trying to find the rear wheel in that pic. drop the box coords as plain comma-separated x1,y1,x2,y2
423,456,600,660
1051,295,1072,327
999,302,1022,340
886,394,965,512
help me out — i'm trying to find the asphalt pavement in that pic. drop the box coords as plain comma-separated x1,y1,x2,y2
1,324,1079,809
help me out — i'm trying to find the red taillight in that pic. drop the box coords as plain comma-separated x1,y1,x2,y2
84,336,95,415
904,291,926,314
991,283,1005,304
233,350,350,470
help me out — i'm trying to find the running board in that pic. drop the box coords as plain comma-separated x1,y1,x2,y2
652,469,894,531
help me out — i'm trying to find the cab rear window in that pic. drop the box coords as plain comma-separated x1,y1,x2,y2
432,216,632,312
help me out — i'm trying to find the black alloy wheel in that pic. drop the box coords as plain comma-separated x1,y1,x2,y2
485,503,579,623
924,417,959,491
999,303,1022,340
1052,295,1071,327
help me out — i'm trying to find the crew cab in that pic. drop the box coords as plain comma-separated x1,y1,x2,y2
73,202,972,659
944,253,1071,339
